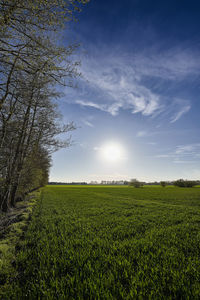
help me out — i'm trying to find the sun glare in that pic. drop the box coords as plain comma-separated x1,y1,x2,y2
100,143,124,162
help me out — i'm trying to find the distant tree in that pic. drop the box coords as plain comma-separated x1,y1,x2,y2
123,181,129,185
174,179,197,188
129,179,143,188
160,181,166,187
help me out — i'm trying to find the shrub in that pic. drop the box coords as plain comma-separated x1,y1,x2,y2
160,181,166,187
174,179,197,188
129,179,143,188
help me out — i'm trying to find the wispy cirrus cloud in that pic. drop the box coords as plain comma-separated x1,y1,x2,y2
77,100,123,116
156,143,200,163
175,144,200,155
170,105,191,123
83,120,94,127
80,115,95,127
173,160,197,164
76,58,162,117
133,46,200,80
77,100,103,110
66,45,200,121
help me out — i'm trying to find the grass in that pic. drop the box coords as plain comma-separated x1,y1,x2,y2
1,185,200,299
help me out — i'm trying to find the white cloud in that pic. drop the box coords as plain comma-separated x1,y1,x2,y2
136,130,147,137
93,146,99,151
156,143,200,163
175,144,200,155
173,160,197,164
79,142,88,149
133,47,200,80
156,154,172,158
66,46,200,120
77,100,105,111
83,120,93,127
170,105,191,123
74,57,162,117
80,115,95,128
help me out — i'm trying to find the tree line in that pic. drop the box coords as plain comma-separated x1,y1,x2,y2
0,0,88,212
129,179,199,188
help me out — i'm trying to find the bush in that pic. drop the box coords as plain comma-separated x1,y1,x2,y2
160,181,166,187
173,179,197,188
129,179,143,188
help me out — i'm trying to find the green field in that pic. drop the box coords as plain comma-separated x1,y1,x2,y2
2,185,200,299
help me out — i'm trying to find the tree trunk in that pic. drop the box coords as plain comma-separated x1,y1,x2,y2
0,186,11,212
1,197,9,212
10,184,18,208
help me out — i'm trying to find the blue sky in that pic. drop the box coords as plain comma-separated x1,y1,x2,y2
50,0,200,182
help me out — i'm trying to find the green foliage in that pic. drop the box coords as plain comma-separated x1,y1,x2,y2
174,179,198,188
129,179,143,188
160,181,166,187
0,0,83,211
0,191,39,294
2,186,200,299
18,148,50,195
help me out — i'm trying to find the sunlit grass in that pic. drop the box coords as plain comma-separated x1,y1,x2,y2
2,186,200,299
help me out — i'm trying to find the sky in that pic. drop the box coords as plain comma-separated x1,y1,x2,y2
50,0,200,183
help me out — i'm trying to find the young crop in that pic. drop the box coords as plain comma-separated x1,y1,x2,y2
1,186,200,298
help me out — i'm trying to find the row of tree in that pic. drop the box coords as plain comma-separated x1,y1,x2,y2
129,179,199,188
0,0,88,212
173,179,199,188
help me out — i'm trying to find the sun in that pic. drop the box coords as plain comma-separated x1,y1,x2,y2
101,143,123,162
